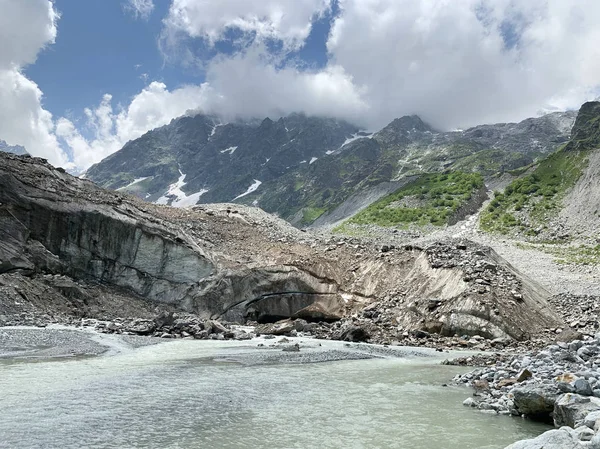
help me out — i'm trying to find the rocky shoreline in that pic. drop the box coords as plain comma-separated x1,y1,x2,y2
1,286,597,353
455,334,600,448
4,311,600,448
0,309,575,355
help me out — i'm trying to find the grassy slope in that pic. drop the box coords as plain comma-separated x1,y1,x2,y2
336,171,484,230
480,146,590,235
480,101,600,237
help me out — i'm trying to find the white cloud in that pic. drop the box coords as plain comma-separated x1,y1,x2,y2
157,0,600,131
0,69,67,165
162,0,330,51
0,0,59,69
124,0,155,20
57,82,213,170
326,0,600,129
0,0,68,167
203,47,367,123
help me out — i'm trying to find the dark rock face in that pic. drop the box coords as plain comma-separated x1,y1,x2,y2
0,157,215,305
565,101,600,152
512,385,559,419
85,113,359,207
0,153,348,324
336,325,370,342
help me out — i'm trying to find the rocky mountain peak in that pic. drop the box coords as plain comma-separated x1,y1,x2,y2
566,101,600,152
373,115,434,147
0,139,28,156
259,117,275,128
384,115,433,133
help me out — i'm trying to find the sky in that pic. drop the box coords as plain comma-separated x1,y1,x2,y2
2,0,600,172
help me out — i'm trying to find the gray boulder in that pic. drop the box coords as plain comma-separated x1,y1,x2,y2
153,311,175,329
512,385,559,418
554,393,600,428
255,319,295,336
590,432,600,449
572,425,594,441
583,410,600,429
208,320,228,334
574,378,594,396
504,428,584,449
337,325,370,342
124,319,156,335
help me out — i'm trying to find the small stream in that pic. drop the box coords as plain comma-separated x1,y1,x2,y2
0,337,549,449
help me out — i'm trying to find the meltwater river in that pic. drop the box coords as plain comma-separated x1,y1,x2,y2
0,330,548,449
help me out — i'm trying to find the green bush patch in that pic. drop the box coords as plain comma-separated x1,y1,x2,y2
344,172,484,228
480,146,590,235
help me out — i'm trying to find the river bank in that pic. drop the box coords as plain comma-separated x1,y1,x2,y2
0,304,579,361
456,333,600,448
0,325,452,363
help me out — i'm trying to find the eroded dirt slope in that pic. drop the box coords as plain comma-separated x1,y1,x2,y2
0,153,563,341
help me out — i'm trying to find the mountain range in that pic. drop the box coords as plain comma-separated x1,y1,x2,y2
0,140,28,156
85,110,576,227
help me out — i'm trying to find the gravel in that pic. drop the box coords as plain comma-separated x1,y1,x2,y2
0,326,156,359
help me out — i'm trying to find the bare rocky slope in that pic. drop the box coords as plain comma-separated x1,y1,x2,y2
0,152,567,346
561,149,600,237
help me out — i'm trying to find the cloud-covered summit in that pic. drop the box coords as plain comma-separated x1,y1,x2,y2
2,0,600,171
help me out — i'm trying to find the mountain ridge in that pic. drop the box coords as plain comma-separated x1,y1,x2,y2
85,110,577,227
0,140,28,156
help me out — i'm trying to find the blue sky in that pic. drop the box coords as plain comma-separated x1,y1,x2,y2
25,0,335,140
26,1,201,127
1,0,599,170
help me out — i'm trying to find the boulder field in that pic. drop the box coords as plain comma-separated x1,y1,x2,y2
456,334,600,448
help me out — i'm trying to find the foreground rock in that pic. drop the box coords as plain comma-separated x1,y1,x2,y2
504,428,585,449
455,333,600,448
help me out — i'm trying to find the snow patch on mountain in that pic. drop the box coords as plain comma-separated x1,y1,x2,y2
309,157,318,164
233,179,262,200
220,146,238,155
210,125,220,137
116,177,150,191
156,170,208,207
340,132,374,148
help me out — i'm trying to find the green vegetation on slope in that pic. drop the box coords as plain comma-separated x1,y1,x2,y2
480,101,600,237
451,149,535,176
481,146,590,235
301,206,326,223
341,171,484,228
